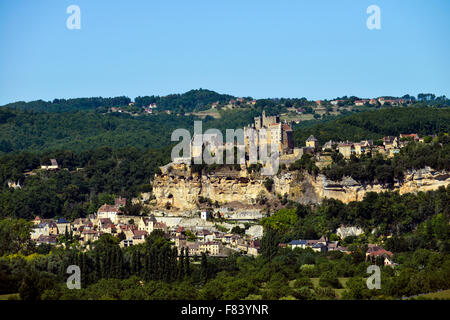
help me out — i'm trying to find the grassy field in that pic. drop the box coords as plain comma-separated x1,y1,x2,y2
190,109,222,119
416,289,450,300
287,277,349,299
0,293,19,300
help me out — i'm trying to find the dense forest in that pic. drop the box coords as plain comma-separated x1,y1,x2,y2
0,108,260,154
0,104,447,154
293,106,450,147
0,90,236,114
134,89,235,112
1,97,132,113
0,146,171,220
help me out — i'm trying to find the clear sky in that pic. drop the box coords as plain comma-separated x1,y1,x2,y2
0,0,449,105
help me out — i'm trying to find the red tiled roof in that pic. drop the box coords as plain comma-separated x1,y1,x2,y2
154,222,167,229
82,229,97,234
98,204,119,213
367,245,393,257
133,230,147,237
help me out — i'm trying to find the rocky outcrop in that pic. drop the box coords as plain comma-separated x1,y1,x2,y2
152,173,271,210
152,165,449,211
336,226,364,238
303,167,450,204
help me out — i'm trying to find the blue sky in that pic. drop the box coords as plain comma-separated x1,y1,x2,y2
0,0,449,105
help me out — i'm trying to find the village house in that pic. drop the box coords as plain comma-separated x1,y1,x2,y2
153,221,168,233
213,231,225,242
97,204,120,223
200,211,209,220
247,240,260,256
196,229,214,242
199,241,221,256
182,242,200,256
41,158,59,170
33,216,42,225
36,234,58,246
56,218,71,234
289,239,307,249
338,142,354,159
48,221,59,235
287,236,338,253
81,229,101,244
98,218,117,234
383,136,399,149
31,223,50,240
72,218,87,229
132,229,148,245
366,244,393,261
322,140,335,152
400,133,420,142
354,99,369,106
330,100,345,106
138,215,157,234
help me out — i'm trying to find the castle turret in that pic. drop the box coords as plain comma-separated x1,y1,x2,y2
306,135,318,149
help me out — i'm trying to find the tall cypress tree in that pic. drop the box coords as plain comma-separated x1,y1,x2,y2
144,252,150,281
185,248,191,277
117,249,124,279
80,252,87,287
131,250,137,275
94,252,101,282
136,250,142,276
178,248,185,281
200,252,208,284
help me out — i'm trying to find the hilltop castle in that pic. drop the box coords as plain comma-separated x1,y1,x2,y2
245,111,294,155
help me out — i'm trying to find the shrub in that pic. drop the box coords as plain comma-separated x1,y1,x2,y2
319,271,342,289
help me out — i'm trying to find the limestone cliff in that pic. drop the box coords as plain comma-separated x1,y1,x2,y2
152,164,449,210
305,167,450,204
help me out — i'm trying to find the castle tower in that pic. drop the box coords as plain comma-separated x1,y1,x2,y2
254,115,262,130
306,135,318,149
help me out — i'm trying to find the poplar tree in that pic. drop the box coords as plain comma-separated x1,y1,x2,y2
185,248,191,276
178,248,185,281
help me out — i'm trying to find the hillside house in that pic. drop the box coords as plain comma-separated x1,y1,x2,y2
37,235,58,246
97,204,119,223
338,142,354,159
41,159,59,170
306,135,319,149
31,223,50,240
138,215,157,234
199,242,221,256
366,244,393,263
56,218,71,234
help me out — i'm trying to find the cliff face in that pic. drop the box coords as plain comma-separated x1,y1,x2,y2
152,165,449,210
152,173,271,210
305,167,450,204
